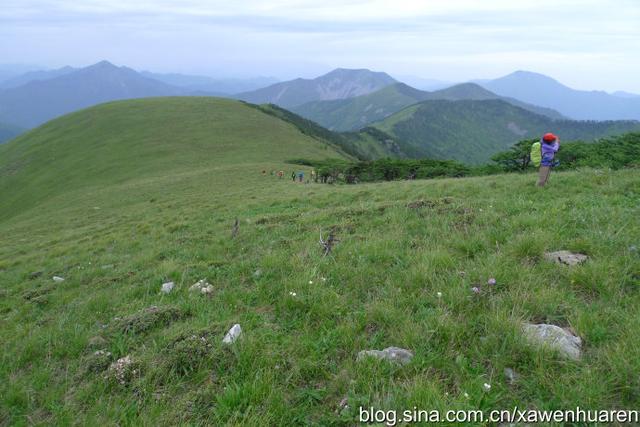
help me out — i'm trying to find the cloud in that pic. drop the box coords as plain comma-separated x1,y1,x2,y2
1,0,639,91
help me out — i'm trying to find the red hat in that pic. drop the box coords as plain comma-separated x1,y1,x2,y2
542,132,557,142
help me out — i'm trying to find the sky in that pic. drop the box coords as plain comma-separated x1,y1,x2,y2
1,0,639,92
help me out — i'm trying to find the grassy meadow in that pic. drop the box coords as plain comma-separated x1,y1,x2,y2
1,98,639,425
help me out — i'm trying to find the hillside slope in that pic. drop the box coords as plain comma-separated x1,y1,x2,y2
291,83,564,131
0,97,347,221
235,68,396,108
372,99,640,163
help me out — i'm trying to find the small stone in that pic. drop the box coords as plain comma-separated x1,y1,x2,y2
522,323,582,360
253,269,262,278
222,324,242,344
52,276,65,283
544,251,588,266
504,368,519,384
357,346,414,365
189,279,211,294
160,282,174,294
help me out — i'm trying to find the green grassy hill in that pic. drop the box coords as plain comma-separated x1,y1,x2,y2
291,83,564,132
372,99,640,163
1,99,639,425
0,97,347,221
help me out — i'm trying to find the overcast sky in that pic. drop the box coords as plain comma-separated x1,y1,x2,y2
1,0,639,92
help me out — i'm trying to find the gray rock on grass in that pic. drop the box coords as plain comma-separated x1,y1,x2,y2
189,279,213,295
222,324,242,344
160,282,174,294
522,323,582,360
357,347,414,365
544,251,588,266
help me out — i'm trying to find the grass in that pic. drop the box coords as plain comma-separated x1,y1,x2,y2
0,97,345,221
1,98,639,425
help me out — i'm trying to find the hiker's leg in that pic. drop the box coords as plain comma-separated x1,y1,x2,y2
537,166,550,186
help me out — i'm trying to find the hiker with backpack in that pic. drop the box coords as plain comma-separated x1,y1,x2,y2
531,133,560,187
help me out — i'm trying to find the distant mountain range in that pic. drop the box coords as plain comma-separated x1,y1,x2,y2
0,62,280,129
0,66,77,89
479,71,640,121
0,61,191,128
359,98,640,163
291,82,564,131
1,62,640,163
235,68,397,108
612,91,640,99
139,71,279,95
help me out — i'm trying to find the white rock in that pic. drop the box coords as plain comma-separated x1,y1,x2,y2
222,324,242,344
189,279,212,295
522,323,582,360
544,250,588,266
160,282,174,294
357,346,414,365
52,276,65,283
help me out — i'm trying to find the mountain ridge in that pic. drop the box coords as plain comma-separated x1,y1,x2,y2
366,98,640,163
480,70,640,120
0,61,190,129
291,82,565,131
235,68,397,108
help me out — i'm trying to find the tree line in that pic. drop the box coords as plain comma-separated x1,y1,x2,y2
290,132,640,184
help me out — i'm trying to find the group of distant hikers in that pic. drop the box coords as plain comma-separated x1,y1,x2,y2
262,169,317,183
259,132,561,187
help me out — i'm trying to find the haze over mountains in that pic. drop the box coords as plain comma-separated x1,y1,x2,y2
0,122,23,144
0,61,187,129
366,99,640,163
291,82,565,131
0,61,280,130
1,60,640,164
235,68,397,108
478,71,640,121
139,72,279,95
